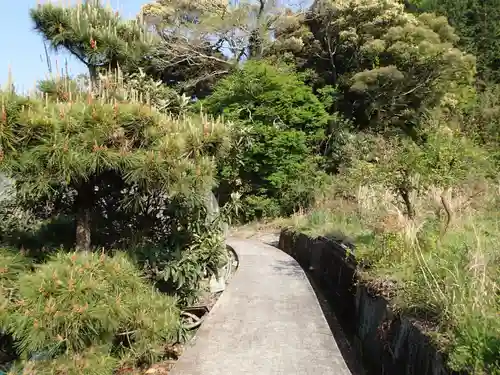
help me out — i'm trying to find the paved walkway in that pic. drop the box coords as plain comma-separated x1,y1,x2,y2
170,238,352,375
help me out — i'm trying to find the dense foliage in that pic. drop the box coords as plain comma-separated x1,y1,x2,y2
202,61,331,219
415,0,500,84
0,91,232,250
0,0,499,373
2,251,180,373
270,0,476,136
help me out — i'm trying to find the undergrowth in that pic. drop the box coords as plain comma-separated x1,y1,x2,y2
281,184,500,374
0,251,181,374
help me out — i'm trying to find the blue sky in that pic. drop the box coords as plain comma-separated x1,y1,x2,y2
0,0,145,93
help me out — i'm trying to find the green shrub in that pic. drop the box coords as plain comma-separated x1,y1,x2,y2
460,84,500,165
131,221,226,307
202,60,330,139
9,346,119,375
4,251,180,371
0,248,30,292
241,196,282,221
202,62,331,220
0,247,30,323
0,248,30,368
239,125,326,218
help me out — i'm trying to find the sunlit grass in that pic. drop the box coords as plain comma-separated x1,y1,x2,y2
274,183,500,374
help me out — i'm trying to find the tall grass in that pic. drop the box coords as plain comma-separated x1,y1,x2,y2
284,183,500,374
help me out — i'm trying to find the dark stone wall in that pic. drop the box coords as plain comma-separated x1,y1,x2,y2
278,229,466,375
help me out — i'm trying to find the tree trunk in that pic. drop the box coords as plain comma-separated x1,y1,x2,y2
440,187,453,238
88,65,98,92
75,207,92,251
399,186,415,219
75,182,94,251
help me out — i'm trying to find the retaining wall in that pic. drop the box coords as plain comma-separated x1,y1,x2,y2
278,229,466,375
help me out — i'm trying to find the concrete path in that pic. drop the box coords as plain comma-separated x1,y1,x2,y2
170,238,352,375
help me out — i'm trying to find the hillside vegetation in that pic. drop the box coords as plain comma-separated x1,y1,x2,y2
0,0,498,373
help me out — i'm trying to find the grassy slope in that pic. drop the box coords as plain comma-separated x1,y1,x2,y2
259,185,499,374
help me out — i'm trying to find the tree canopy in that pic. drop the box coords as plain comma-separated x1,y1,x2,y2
415,0,500,84
30,0,152,85
0,90,234,250
201,60,331,218
138,0,287,96
269,0,476,136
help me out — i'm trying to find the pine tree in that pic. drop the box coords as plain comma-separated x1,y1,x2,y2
30,0,152,87
0,90,234,250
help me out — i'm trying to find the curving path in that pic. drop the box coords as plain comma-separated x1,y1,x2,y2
170,238,352,375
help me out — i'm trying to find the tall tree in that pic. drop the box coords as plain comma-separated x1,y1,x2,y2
30,0,152,87
269,0,476,137
415,0,500,84
139,0,287,97
0,91,234,250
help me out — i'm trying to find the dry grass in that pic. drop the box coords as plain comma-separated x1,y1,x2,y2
272,182,500,374
229,218,286,238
